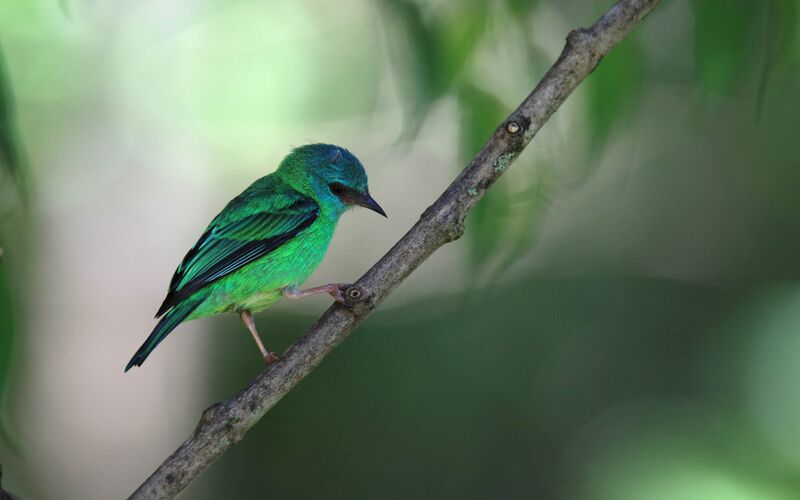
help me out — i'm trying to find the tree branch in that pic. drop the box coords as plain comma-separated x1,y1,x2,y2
129,0,661,498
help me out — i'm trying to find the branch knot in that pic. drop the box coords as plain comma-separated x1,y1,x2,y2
343,286,367,306
566,27,592,48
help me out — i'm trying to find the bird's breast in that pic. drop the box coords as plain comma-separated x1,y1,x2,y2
198,217,338,316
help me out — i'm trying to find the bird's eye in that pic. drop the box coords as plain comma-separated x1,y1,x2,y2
329,182,361,204
328,183,347,197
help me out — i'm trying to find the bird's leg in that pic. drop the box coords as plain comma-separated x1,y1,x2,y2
283,283,350,304
239,310,280,365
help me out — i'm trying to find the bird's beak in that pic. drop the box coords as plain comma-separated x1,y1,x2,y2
356,191,387,217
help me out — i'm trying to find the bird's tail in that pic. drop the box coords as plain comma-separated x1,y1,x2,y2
125,294,206,372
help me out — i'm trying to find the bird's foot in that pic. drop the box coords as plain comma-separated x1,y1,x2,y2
263,351,281,365
328,284,351,304
283,283,351,305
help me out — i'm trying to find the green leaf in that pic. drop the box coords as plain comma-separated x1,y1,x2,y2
766,0,798,66
380,0,489,138
693,0,757,95
438,1,489,89
587,36,643,152
0,258,17,454
502,0,538,19
458,82,512,271
757,0,799,114
0,45,22,453
379,0,443,134
488,163,555,284
0,44,27,207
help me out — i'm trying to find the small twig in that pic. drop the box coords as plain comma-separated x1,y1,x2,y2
128,1,661,498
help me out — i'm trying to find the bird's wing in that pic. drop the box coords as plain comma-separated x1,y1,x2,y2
155,191,319,317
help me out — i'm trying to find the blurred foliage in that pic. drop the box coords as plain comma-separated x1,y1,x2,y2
693,0,798,110
191,276,800,499
692,0,757,96
586,37,643,152
380,0,800,280
0,43,22,456
380,0,491,136
381,0,549,282
758,0,799,113
0,44,25,207
503,0,538,20
0,264,15,454
458,82,511,268
2,0,800,498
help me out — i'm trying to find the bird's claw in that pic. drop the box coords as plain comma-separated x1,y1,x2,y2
283,283,364,306
263,352,281,365
329,284,350,305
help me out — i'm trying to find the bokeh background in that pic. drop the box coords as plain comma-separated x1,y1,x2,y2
2,0,800,498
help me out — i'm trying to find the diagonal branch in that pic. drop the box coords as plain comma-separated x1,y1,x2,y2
129,0,661,498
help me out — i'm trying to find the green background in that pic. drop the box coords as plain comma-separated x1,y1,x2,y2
2,0,800,498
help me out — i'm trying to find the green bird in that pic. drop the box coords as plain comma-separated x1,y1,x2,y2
125,144,386,372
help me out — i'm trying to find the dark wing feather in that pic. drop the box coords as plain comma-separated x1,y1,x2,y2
155,197,319,317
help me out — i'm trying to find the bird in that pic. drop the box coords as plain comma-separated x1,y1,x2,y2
125,144,386,372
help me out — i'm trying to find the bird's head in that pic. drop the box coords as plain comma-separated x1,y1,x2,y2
278,143,386,217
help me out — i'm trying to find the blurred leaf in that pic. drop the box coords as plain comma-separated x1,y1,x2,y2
692,0,757,95
380,0,489,138
0,45,21,455
0,259,17,454
489,163,555,283
458,81,507,160
0,50,19,184
757,0,798,116
438,2,489,90
197,276,746,500
587,36,643,152
380,0,442,135
503,0,538,19
458,81,512,271
0,44,27,207
502,0,550,91
765,0,798,68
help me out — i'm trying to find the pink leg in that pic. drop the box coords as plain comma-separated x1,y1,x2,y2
239,310,280,365
283,283,349,304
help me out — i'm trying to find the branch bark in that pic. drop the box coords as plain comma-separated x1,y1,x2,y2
129,0,661,498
